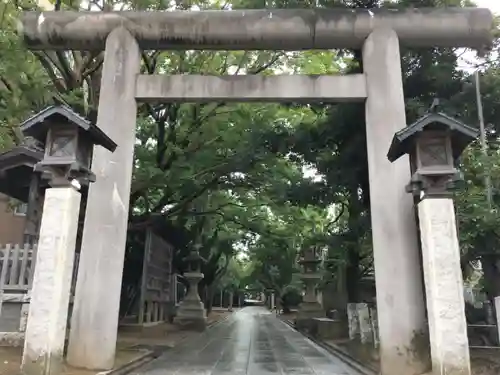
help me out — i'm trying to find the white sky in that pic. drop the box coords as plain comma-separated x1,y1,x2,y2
475,0,500,15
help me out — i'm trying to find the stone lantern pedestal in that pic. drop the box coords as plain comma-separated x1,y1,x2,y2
176,250,207,331
387,102,477,375
296,248,323,332
17,106,117,375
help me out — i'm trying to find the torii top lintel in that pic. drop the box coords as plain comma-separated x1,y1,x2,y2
20,8,493,51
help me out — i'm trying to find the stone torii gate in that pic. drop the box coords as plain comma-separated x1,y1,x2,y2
20,7,493,375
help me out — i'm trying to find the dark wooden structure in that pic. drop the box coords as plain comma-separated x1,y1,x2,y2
0,140,45,244
138,229,176,324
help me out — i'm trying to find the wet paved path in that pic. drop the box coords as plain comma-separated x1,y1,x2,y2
135,306,362,375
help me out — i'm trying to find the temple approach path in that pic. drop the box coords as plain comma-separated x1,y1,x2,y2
132,306,363,375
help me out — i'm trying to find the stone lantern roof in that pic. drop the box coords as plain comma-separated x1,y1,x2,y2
387,111,479,163
20,105,117,152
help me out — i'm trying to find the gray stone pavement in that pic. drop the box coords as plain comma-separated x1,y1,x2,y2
133,306,362,375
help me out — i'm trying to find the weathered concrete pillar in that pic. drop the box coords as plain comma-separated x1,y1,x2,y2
363,28,430,375
22,187,81,375
418,198,471,375
67,28,140,371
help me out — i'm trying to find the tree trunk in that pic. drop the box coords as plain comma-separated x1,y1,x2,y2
481,254,500,301
333,264,349,318
205,283,215,315
346,245,361,302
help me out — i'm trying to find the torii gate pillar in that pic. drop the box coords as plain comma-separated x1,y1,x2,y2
66,28,140,370
363,28,429,375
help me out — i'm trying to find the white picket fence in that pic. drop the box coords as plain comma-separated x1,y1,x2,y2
0,244,37,292
0,244,80,346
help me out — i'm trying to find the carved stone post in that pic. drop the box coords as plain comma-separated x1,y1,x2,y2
370,307,380,348
495,297,500,345
419,198,470,375
22,187,81,375
347,303,360,340
357,303,373,345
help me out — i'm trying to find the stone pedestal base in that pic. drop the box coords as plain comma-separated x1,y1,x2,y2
176,299,207,331
22,187,81,375
175,272,207,331
418,198,470,375
311,318,348,340
295,301,323,333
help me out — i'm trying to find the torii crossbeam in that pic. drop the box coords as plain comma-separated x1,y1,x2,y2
20,8,492,50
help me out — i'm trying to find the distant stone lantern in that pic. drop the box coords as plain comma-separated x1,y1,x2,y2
21,105,117,375
387,102,478,198
175,245,207,331
296,246,323,332
20,105,117,187
387,101,478,375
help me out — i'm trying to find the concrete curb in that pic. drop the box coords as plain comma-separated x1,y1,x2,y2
95,350,157,375
281,319,377,375
100,309,238,375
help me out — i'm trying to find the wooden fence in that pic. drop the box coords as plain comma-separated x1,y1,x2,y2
0,244,80,294
0,244,81,346
0,244,37,292
138,229,175,325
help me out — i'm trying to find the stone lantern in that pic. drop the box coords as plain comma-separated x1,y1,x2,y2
20,105,117,187
387,102,478,375
21,106,116,375
296,246,323,332
387,103,478,199
175,245,207,331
